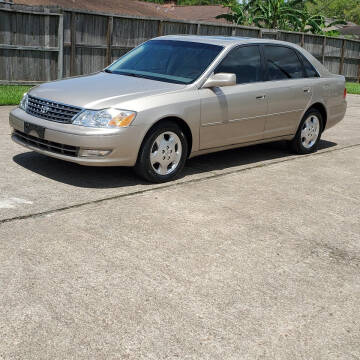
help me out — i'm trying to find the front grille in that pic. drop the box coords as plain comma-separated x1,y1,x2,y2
26,95,82,124
13,130,79,157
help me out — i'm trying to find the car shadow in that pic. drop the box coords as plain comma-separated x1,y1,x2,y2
12,139,337,189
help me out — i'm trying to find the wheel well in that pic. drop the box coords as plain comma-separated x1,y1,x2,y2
308,103,327,131
146,117,193,157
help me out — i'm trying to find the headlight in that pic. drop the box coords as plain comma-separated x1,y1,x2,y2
19,93,28,111
72,108,136,128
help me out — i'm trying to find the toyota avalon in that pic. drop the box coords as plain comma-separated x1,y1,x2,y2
10,35,347,182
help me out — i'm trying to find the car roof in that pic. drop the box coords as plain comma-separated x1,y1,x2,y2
155,34,332,78
155,35,292,47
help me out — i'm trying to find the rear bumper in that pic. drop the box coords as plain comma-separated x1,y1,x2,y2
9,107,146,166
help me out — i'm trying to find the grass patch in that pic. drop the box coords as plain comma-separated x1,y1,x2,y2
0,85,33,105
346,82,360,95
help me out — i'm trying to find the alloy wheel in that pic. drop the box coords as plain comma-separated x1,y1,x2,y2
150,131,182,175
301,115,320,149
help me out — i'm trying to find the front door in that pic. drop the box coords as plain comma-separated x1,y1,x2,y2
199,45,268,150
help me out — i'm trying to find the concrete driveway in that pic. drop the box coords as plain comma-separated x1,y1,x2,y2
0,96,359,359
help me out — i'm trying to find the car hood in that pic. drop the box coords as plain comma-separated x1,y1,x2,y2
29,72,186,109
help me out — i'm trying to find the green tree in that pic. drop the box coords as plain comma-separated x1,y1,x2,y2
217,0,347,34
306,0,360,25
249,0,305,30
217,0,309,31
296,7,346,34
216,2,252,25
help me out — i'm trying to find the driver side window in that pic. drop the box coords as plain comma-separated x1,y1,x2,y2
215,45,262,84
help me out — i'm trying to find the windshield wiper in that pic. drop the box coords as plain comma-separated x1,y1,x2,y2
110,71,185,84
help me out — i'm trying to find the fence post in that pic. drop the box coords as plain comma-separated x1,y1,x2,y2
321,36,326,64
44,11,51,81
258,29,262,38
301,33,304,47
158,20,163,36
70,12,76,76
106,16,113,66
197,23,201,35
339,39,345,75
231,27,236,36
57,13,64,79
357,62,360,83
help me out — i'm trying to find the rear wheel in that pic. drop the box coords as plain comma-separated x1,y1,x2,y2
291,109,323,154
135,122,188,183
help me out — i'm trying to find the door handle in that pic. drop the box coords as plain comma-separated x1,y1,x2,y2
256,95,266,100
303,88,312,93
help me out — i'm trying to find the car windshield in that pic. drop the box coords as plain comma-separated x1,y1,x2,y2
105,40,223,85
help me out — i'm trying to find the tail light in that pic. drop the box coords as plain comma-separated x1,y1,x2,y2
344,87,347,99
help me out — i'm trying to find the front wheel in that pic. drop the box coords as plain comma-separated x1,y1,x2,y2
290,109,323,154
135,122,188,183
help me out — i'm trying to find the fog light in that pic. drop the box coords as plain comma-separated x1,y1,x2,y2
79,149,111,157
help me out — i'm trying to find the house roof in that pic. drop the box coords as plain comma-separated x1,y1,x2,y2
339,26,360,36
12,0,229,23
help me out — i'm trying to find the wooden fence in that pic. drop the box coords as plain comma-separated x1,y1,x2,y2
0,2,359,84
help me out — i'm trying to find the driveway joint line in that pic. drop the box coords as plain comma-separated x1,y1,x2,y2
1,142,359,225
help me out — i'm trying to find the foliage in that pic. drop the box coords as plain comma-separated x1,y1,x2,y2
216,0,347,34
295,8,346,34
216,1,253,25
142,0,358,26
0,85,32,106
306,0,360,25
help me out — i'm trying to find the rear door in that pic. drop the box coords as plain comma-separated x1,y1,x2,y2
199,45,268,149
262,45,313,138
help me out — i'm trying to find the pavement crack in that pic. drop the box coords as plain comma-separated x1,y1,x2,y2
1,142,359,225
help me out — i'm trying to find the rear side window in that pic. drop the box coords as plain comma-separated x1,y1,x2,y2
264,45,304,80
215,45,262,84
299,53,319,78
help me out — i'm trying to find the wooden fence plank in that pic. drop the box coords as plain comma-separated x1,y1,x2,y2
44,13,51,81
158,20,163,36
0,7,60,15
106,16,113,66
57,14,64,79
0,44,58,51
70,11,76,75
339,39,345,75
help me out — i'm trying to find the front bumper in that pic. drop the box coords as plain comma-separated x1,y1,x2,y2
9,107,146,166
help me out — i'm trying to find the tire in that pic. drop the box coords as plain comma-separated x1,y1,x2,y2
290,109,323,154
134,121,188,183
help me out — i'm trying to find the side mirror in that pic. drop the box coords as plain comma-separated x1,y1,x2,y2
202,73,236,88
